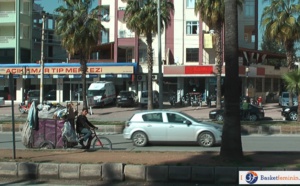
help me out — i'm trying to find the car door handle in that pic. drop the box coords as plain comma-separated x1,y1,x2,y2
169,125,174,128
147,125,152,127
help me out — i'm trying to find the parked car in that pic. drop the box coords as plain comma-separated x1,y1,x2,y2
116,91,138,107
282,105,298,121
123,110,222,147
209,104,265,121
279,92,297,106
139,90,159,108
26,90,40,104
44,90,56,101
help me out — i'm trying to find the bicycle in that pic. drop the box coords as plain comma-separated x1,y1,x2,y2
76,128,112,151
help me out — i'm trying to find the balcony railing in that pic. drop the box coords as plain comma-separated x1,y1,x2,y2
0,36,15,43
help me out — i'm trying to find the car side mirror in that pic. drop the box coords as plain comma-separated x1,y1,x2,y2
183,120,192,125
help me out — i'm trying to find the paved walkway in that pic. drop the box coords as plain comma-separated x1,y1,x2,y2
0,101,283,122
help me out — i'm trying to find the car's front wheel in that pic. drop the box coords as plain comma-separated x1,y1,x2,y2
215,114,223,121
197,132,215,147
132,131,148,147
289,111,298,121
249,114,258,121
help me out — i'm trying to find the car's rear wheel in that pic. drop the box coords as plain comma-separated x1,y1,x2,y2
249,114,258,121
289,111,298,121
215,114,223,121
198,132,215,147
132,131,148,147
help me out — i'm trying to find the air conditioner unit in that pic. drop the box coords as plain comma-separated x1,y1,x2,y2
152,75,158,80
137,75,145,81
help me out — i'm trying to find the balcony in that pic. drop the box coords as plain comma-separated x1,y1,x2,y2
0,11,16,23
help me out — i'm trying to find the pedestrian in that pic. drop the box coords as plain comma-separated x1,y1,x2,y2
76,108,98,149
242,99,250,119
257,96,262,107
67,102,77,130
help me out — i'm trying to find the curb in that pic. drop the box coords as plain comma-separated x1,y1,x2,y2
0,162,298,184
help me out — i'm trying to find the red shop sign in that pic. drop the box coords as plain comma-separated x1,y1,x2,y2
185,66,214,74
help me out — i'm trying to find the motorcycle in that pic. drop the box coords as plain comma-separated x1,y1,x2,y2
181,93,190,106
169,93,176,106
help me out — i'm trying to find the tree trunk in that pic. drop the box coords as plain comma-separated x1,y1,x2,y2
286,40,295,107
220,0,243,160
215,24,223,109
80,54,88,109
146,32,154,110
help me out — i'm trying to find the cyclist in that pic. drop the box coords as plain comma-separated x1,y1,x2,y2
76,108,98,149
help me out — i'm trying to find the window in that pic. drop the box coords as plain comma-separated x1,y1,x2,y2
142,113,163,122
186,21,199,35
167,113,187,123
244,1,254,17
101,29,109,44
186,0,195,8
186,48,199,62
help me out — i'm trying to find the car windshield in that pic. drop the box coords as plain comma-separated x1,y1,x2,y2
87,90,105,96
120,92,132,96
141,92,148,97
283,93,297,98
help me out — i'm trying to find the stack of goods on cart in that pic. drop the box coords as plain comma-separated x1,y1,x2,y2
38,102,67,119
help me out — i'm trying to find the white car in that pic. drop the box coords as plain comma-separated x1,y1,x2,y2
123,110,222,147
279,92,297,106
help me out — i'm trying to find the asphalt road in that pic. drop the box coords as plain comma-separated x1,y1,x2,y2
2,133,300,152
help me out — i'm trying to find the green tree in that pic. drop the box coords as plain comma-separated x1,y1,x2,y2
124,0,174,110
194,0,243,109
261,34,286,68
282,70,300,122
220,0,243,160
55,0,105,108
261,0,300,71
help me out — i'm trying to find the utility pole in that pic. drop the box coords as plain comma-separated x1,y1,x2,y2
40,12,46,104
157,0,163,109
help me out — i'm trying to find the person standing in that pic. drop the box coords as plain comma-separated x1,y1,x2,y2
67,102,77,130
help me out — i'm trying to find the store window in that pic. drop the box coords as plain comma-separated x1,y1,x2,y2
186,21,199,35
273,78,279,92
265,78,271,92
256,78,262,92
186,48,199,62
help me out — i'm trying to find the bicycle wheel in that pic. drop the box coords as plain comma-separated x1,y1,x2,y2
91,137,112,150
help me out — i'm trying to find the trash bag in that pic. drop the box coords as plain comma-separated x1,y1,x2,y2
62,121,77,143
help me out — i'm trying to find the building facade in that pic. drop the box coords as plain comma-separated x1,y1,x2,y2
0,0,287,103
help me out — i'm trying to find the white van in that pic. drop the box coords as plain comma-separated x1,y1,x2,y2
279,92,298,106
139,90,159,108
87,81,116,107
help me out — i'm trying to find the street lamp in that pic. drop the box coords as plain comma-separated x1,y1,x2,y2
40,11,46,104
157,0,163,109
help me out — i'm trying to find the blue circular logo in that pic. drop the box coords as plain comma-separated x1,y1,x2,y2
245,171,258,184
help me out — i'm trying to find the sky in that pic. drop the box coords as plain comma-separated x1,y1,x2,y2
35,0,98,14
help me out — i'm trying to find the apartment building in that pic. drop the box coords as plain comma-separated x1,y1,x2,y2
99,0,286,102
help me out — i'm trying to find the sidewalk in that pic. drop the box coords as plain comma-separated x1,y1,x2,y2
0,101,283,122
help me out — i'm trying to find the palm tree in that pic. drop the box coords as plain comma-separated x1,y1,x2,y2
261,0,300,106
55,0,105,108
194,0,243,109
282,70,300,122
220,0,243,160
124,0,174,110
261,0,300,71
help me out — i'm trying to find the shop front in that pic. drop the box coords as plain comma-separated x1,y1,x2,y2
0,63,137,102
